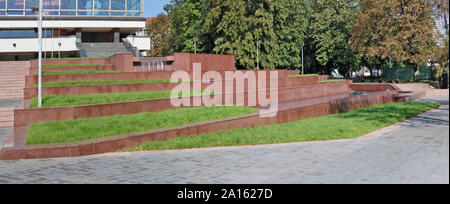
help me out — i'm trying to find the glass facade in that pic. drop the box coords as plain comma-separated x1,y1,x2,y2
0,29,35,38
0,0,142,16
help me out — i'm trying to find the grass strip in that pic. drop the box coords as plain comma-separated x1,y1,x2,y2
122,102,440,151
288,74,320,77
26,106,258,145
29,90,211,108
45,57,107,61
36,80,172,87
41,70,124,75
320,79,347,83
42,64,104,68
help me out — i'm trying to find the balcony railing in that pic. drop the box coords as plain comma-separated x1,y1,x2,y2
0,0,143,17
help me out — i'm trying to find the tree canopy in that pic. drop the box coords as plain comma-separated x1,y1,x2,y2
156,0,444,75
348,0,439,68
146,14,173,57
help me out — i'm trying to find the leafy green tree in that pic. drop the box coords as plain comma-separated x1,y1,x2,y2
309,0,360,74
348,0,439,80
205,0,278,69
164,0,207,53
146,14,173,57
273,0,310,69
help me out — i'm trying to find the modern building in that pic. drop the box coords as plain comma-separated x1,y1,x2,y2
434,13,449,47
0,0,150,61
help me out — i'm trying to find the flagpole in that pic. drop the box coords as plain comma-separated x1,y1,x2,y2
38,0,43,108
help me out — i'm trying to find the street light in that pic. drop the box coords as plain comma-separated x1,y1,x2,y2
301,41,304,75
194,36,198,54
257,40,261,70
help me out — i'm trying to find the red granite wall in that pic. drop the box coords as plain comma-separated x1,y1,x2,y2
25,72,176,87
1,90,397,160
29,65,115,75
171,53,236,72
30,58,109,68
15,82,351,127
23,74,321,99
319,75,332,81
350,83,401,92
25,70,292,87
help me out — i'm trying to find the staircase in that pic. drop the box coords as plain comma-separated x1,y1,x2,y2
0,61,29,128
0,107,15,128
78,43,131,58
0,61,29,100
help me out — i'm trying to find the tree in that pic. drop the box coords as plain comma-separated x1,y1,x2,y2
431,0,449,87
273,0,310,69
146,14,173,57
435,34,449,88
164,0,207,53
445,35,449,88
348,0,439,81
205,0,278,69
309,0,360,74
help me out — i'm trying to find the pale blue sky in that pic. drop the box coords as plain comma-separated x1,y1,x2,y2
143,0,171,17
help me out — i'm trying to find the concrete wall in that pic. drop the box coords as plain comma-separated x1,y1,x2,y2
0,36,78,53
125,36,151,51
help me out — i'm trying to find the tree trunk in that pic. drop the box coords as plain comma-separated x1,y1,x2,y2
447,66,449,89
414,64,420,82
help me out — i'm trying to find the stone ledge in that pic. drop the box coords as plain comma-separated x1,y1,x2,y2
0,90,396,160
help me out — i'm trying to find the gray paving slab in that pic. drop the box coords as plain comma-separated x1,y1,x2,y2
0,96,448,184
0,100,22,108
0,128,12,148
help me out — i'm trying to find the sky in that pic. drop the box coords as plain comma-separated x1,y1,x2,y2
144,0,171,17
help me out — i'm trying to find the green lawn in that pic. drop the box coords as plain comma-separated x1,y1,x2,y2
320,79,347,83
26,106,258,145
45,57,107,61
37,80,172,87
42,64,104,68
122,102,440,151
41,70,124,75
29,90,211,108
289,74,320,77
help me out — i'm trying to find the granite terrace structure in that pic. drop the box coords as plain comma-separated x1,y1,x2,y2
1,52,448,160
0,0,150,61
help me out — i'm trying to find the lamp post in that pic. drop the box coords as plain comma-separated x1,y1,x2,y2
194,36,197,54
257,40,261,70
301,41,304,75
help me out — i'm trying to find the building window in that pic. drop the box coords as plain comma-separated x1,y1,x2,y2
7,0,24,9
111,0,125,10
94,0,108,16
95,0,108,10
43,0,59,10
127,0,140,11
58,0,74,15
25,0,38,15
7,0,24,15
0,29,36,38
78,0,92,9
1,0,142,16
0,0,6,9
